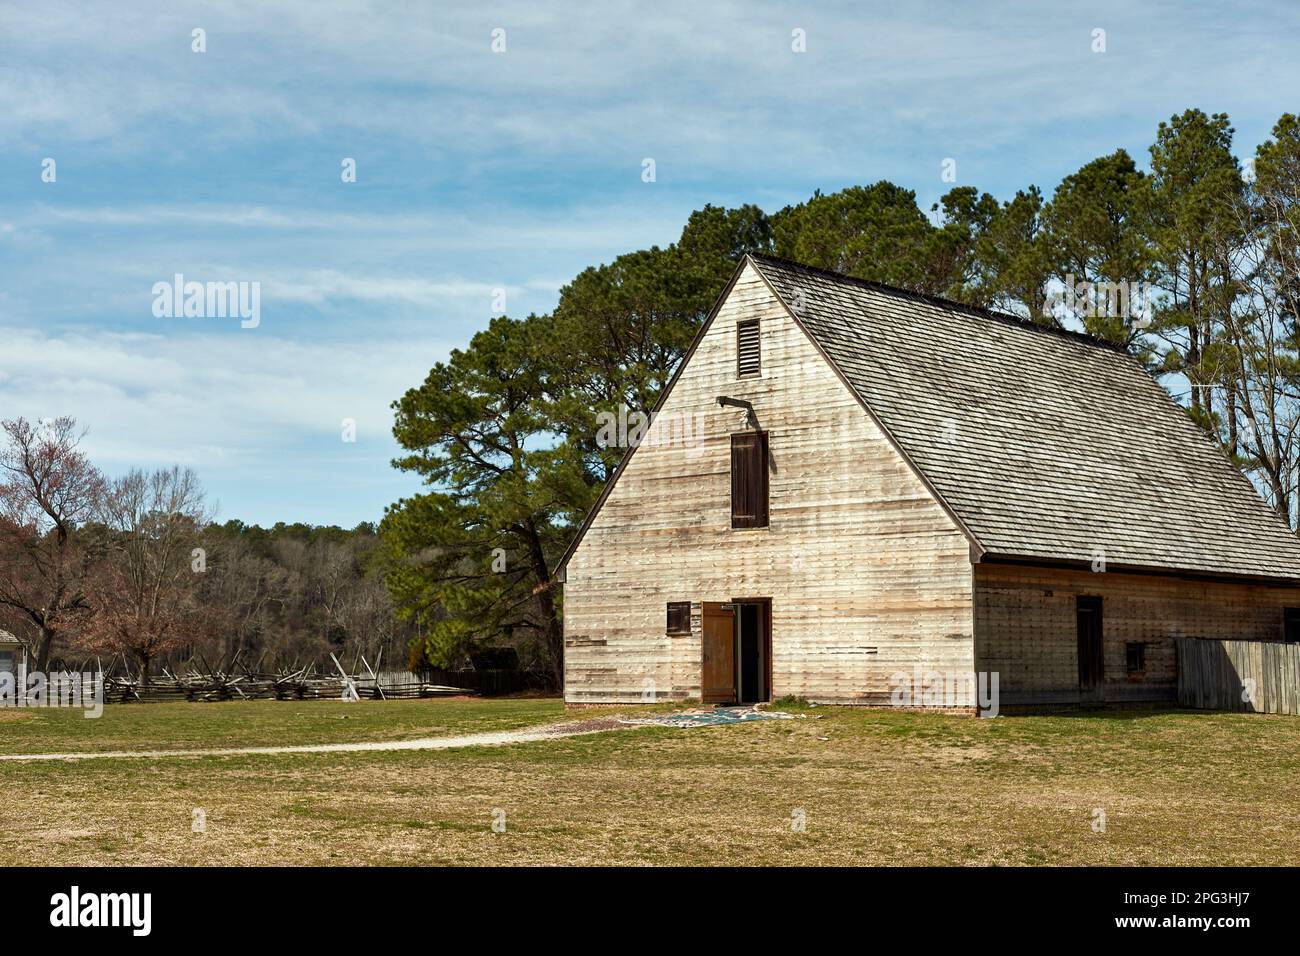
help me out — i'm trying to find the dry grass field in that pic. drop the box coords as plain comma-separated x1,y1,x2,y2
2,698,1298,866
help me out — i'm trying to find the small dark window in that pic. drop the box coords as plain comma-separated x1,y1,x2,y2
730,431,769,528
737,320,760,377
1285,608,1300,643
666,602,692,635
1125,642,1145,675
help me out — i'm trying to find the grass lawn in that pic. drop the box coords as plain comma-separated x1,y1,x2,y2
2,699,1298,865
0,696,565,754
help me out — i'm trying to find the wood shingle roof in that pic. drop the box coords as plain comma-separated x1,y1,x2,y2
749,254,1300,581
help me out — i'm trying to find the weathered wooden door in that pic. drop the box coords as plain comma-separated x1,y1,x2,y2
702,602,736,704
1076,595,1104,698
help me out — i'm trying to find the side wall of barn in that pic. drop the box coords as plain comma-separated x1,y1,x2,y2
563,263,976,705
974,562,1300,704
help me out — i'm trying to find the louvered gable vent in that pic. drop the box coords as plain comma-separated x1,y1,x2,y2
736,319,760,377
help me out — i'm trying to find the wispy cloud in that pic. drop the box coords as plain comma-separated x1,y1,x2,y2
0,323,447,447
0,323,449,522
4,1,1295,178
4,0,1298,524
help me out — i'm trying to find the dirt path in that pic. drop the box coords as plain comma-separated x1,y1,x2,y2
0,717,633,763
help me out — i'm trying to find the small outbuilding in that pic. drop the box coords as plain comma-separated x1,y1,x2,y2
0,630,29,697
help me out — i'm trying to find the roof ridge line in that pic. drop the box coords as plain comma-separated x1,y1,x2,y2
745,252,1130,355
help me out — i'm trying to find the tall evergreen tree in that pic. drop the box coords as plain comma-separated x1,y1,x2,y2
927,186,1001,305
1145,110,1244,424
967,186,1052,319
381,314,586,684
772,182,944,292
1041,149,1152,346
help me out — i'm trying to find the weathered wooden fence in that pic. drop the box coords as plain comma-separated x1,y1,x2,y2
1176,636,1300,715
418,667,552,696
97,665,477,703
15,652,553,704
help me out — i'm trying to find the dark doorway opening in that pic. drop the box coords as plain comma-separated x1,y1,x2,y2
1285,607,1300,644
734,598,771,704
1076,595,1104,698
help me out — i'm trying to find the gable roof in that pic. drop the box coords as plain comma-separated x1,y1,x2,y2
748,253,1300,581
556,254,1300,583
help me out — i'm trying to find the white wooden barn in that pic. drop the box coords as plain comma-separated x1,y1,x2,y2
556,255,1300,708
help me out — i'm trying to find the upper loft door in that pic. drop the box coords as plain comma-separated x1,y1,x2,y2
702,602,736,704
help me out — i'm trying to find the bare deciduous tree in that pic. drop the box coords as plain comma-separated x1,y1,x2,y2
0,417,106,669
195,535,290,663
1200,116,1300,526
81,466,212,684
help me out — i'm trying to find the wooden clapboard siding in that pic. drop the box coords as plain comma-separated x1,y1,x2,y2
563,263,974,704
974,563,1300,704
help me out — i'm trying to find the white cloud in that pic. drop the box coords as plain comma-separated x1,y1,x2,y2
9,0,1272,176
2,200,688,327
0,324,451,473
20,200,692,255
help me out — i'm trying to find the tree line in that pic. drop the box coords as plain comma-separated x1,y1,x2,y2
381,108,1300,686
0,417,416,681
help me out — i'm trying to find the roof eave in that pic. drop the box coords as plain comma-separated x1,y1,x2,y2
978,551,1300,589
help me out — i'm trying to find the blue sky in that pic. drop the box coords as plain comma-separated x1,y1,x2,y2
2,0,1297,527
